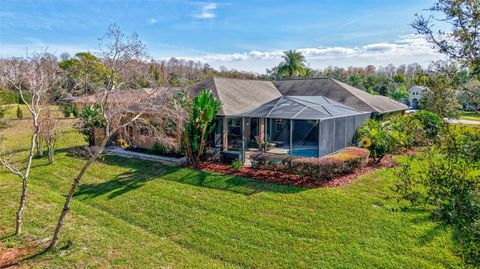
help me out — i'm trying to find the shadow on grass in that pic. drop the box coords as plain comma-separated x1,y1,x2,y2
74,155,304,199
163,167,304,196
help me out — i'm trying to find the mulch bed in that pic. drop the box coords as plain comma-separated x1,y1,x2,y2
190,155,399,189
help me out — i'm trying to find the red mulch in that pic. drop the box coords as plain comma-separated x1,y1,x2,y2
190,155,399,189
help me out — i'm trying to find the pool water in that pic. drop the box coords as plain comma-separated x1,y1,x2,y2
288,148,319,158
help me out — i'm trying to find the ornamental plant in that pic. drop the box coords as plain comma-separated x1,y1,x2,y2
16,105,23,119
231,160,243,171
79,104,105,146
182,89,221,164
412,110,442,139
357,119,396,163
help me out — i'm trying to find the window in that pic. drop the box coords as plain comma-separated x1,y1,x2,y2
276,119,283,131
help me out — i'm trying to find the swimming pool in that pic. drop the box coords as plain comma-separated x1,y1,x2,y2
288,148,319,158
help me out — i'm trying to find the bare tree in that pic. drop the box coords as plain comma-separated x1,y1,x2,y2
47,24,180,249
0,52,59,235
39,108,61,164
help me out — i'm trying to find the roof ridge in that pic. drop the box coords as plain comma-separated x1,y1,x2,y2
330,78,379,112
274,77,330,82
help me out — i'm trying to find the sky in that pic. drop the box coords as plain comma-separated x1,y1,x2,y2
0,0,444,73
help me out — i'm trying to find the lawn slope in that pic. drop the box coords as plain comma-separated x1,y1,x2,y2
0,121,463,268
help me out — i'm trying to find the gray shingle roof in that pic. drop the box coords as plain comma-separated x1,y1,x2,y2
242,96,369,120
191,77,282,116
273,78,408,114
73,87,180,112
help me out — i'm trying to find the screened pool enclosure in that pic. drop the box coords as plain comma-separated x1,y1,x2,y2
209,96,371,159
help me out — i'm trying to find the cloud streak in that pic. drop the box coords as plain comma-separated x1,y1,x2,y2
193,3,217,19
175,34,442,72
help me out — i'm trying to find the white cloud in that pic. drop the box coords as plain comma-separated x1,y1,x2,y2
148,18,159,25
176,34,442,72
193,3,217,19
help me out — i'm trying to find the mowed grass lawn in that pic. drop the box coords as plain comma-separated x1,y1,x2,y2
0,104,64,119
0,121,463,268
460,111,480,122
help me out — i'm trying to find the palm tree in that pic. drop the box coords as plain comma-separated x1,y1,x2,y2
277,50,307,78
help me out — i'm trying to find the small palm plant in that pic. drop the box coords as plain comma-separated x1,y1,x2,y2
182,89,221,164
357,119,396,163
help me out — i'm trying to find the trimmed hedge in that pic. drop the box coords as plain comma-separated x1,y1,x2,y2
0,91,19,105
250,153,298,172
251,147,370,180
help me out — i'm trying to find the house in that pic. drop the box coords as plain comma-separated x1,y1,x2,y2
407,86,426,109
191,77,407,159
73,87,182,148
74,77,407,160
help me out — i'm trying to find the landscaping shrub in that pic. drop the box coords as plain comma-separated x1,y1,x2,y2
63,104,72,118
0,91,18,105
72,103,80,118
357,119,396,162
387,114,425,148
231,160,243,171
116,138,129,149
291,157,343,179
146,142,183,158
413,110,442,139
394,127,480,265
251,147,370,180
332,147,370,173
16,105,23,119
79,104,105,146
0,107,5,119
250,153,298,173
182,89,221,164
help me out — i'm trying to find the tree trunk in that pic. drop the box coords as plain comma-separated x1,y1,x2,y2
48,146,54,164
48,137,108,250
36,135,43,157
15,127,38,235
15,179,27,235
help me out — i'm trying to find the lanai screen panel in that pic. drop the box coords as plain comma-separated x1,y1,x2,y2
318,118,335,156
292,120,319,147
317,112,370,157
334,117,346,151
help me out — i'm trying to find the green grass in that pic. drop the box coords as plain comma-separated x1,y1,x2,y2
0,123,464,268
0,104,64,119
460,111,480,122
450,123,480,134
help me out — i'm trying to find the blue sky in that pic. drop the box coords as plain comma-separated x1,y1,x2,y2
0,0,442,73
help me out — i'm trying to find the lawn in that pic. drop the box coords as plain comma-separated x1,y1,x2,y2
0,121,464,268
0,104,64,120
460,111,480,122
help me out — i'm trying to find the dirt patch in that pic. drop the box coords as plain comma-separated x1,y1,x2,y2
191,155,398,189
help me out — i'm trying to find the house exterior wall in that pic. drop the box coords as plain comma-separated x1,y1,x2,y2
407,87,426,109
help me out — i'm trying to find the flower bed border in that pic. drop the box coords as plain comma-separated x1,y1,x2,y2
191,155,398,189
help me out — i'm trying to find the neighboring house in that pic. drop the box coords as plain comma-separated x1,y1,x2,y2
407,86,427,109
191,77,407,159
73,87,181,148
